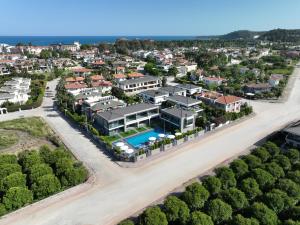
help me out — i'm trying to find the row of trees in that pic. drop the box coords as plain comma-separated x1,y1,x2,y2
119,142,300,225
0,145,88,216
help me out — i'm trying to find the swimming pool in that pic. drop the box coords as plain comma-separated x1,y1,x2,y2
125,129,164,149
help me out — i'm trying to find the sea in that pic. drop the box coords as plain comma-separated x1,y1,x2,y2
0,36,199,46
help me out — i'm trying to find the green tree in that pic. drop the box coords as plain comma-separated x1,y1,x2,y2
287,170,300,184
60,165,88,187
54,157,73,177
286,206,300,221
163,196,190,224
286,149,300,165
207,199,232,224
28,163,53,185
263,141,280,156
276,179,300,200
119,219,135,225
0,204,6,217
189,211,214,225
263,189,296,214
249,202,278,225
202,176,222,195
32,174,61,199
0,172,26,193
168,66,178,77
230,159,249,179
242,154,262,170
0,163,22,180
283,219,300,225
181,182,210,210
0,154,18,164
18,150,42,172
3,187,33,211
231,214,259,225
252,147,271,162
215,167,237,189
264,162,285,179
240,178,262,200
220,188,248,211
139,206,168,225
251,168,275,190
273,155,292,171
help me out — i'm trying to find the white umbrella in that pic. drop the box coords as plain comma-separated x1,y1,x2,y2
158,133,165,138
120,145,129,150
149,137,157,141
175,132,182,136
167,134,175,139
115,142,124,147
125,149,134,154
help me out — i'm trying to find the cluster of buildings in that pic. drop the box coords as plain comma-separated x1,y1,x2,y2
0,77,31,106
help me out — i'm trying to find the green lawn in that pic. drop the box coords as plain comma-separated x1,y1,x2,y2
0,131,18,149
100,135,120,144
120,129,137,138
136,127,148,132
269,67,294,75
0,117,52,138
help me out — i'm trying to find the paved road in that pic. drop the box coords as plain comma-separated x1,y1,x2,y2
1,65,300,225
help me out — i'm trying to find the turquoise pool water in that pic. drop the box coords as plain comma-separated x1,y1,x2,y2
125,129,164,149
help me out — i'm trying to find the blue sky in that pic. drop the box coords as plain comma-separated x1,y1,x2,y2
1,0,300,36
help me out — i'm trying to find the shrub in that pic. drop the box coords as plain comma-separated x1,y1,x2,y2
215,167,237,189
230,159,249,179
181,182,210,210
139,206,168,225
202,176,222,196
3,187,33,211
249,202,278,225
32,174,61,199
163,196,190,224
189,211,214,225
207,199,232,224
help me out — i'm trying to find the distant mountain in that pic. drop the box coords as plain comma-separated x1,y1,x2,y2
258,29,300,42
219,30,265,40
197,28,300,42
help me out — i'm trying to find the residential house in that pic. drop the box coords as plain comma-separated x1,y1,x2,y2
81,95,126,119
244,83,272,94
71,67,92,77
214,95,242,113
202,77,225,86
269,74,284,87
113,74,126,82
94,103,159,135
160,107,197,133
166,95,203,113
116,76,161,94
176,84,202,96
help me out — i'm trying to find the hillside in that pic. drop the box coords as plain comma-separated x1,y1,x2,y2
258,28,300,42
219,30,265,40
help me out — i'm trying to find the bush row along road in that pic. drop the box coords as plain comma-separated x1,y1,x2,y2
0,65,300,225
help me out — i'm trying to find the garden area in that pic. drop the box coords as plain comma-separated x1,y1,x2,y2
0,117,88,217
120,141,300,225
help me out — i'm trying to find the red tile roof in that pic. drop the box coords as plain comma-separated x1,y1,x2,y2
65,77,85,82
91,81,112,87
64,83,88,90
216,95,242,105
93,60,105,65
71,68,92,73
128,72,144,78
90,75,104,81
114,74,126,79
